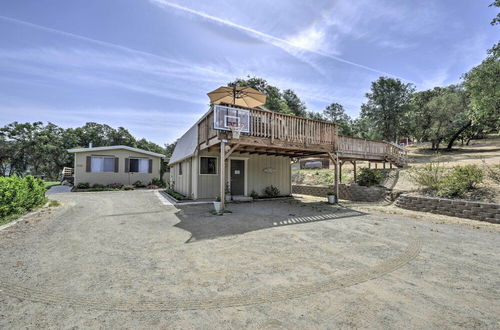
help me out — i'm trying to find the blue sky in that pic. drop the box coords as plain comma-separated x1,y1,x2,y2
0,0,498,145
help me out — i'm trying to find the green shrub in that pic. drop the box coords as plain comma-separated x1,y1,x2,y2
437,165,484,198
76,182,90,189
263,185,280,198
357,168,382,187
107,183,123,189
165,189,186,200
92,183,106,189
0,176,47,219
133,180,146,188
409,161,445,192
150,178,166,188
250,190,259,199
122,185,135,191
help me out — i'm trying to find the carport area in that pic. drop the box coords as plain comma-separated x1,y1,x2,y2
0,190,499,328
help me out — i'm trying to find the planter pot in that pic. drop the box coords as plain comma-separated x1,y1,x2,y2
225,194,231,202
327,195,336,204
213,201,222,213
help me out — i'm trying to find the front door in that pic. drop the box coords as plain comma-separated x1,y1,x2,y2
230,159,245,195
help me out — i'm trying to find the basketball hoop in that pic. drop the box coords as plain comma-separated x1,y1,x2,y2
228,123,245,139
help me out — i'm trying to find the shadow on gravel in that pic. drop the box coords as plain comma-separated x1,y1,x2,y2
173,199,366,243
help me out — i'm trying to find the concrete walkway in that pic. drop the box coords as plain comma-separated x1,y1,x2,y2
45,185,72,195
0,190,499,328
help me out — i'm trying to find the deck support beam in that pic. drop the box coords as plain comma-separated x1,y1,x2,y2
220,140,226,211
224,143,240,160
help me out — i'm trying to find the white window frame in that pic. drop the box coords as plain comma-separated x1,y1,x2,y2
199,156,218,175
129,157,149,173
90,156,115,173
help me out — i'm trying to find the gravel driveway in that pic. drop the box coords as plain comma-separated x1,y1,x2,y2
0,190,499,329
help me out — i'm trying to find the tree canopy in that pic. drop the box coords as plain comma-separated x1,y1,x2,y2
360,77,415,142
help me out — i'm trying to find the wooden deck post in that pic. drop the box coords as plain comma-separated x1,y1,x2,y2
220,140,226,211
335,153,340,201
390,162,393,169
383,161,386,169
352,161,357,183
368,162,371,169
375,163,378,169
339,161,343,183
327,152,339,203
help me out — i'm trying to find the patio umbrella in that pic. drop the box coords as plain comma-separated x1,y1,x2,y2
207,86,266,108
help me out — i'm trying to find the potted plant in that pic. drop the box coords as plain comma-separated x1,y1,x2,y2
213,196,222,213
225,182,231,202
326,192,336,204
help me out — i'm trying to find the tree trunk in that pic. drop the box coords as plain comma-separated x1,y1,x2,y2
446,120,472,150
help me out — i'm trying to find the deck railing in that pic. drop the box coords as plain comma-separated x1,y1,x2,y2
198,105,337,146
249,108,337,145
337,135,407,164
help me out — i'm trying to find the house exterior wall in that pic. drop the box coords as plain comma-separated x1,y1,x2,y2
170,158,192,198
73,149,161,186
189,150,291,199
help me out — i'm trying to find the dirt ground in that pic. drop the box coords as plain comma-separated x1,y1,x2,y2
0,190,499,329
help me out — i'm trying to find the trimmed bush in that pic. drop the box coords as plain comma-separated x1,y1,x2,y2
123,185,135,191
0,176,47,219
357,168,382,187
263,185,280,198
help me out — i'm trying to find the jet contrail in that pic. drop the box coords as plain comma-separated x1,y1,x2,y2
149,0,411,81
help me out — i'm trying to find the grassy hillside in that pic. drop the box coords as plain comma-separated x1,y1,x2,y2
292,135,500,202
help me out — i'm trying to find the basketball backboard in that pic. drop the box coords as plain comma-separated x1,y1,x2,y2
213,105,250,133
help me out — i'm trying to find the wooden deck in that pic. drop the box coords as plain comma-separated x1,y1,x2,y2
197,104,407,166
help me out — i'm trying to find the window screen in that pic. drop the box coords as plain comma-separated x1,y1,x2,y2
91,157,115,172
200,157,217,174
179,162,183,175
129,158,149,173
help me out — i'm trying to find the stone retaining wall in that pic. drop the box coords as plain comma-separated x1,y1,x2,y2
292,184,387,202
396,194,500,224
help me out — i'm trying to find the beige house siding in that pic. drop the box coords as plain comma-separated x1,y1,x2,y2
170,159,192,197
73,149,162,186
175,150,291,199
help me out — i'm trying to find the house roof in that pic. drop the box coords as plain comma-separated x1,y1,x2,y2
169,124,198,165
67,145,166,158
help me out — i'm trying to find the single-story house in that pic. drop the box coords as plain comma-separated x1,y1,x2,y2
68,145,166,186
169,123,292,200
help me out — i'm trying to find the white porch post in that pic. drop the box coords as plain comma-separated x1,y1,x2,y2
220,140,226,210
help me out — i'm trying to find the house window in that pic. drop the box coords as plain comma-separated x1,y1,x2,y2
200,157,217,174
91,156,115,173
179,162,183,175
129,158,149,173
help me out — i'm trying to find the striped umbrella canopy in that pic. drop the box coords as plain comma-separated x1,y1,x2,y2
207,86,266,108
